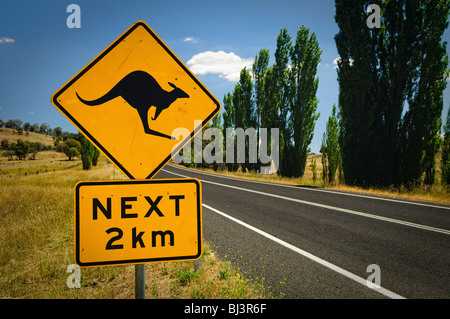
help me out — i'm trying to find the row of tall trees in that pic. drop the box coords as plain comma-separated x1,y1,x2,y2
222,26,322,177
219,0,449,187
335,0,450,187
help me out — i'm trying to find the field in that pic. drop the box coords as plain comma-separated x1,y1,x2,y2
0,143,270,298
0,128,54,146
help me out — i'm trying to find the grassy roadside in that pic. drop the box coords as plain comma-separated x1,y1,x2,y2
0,153,272,299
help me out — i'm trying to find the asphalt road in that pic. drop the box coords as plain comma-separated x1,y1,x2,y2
155,164,450,299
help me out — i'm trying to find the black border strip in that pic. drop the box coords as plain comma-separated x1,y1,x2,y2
52,21,220,180
74,178,202,267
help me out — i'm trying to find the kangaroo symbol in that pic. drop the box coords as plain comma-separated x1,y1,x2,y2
76,70,189,140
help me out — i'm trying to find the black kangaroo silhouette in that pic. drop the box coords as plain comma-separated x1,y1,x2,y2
76,70,189,140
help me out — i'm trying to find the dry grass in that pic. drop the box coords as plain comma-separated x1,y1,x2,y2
328,183,450,205
0,128,54,146
0,151,81,176
0,151,270,299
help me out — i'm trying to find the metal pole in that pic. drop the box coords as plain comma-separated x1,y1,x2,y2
135,264,145,299
194,257,202,271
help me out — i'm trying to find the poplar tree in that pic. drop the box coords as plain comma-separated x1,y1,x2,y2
222,92,235,172
289,26,321,177
222,92,234,130
399,0,450,185
253,49,270,168
233,68,255,171
274,29,293,176
261,65,279,154
253,49,270,129
80,134,95,170
224,68,255,172
321,105,341,183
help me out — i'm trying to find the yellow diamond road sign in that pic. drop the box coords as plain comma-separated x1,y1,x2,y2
75,179,202,267
52,21,220,179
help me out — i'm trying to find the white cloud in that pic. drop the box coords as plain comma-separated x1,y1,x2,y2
187,50,254,82
0,37,15,44
333,57,353,68
184,37,199,44
332,57,340,68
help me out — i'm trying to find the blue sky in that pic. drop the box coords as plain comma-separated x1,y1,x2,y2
0,0,449,153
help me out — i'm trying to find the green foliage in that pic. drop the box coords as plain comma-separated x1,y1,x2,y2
92,147,100,166
7,139,30,160
232,68,255,172
217,270,231,280
176,268,199,286
289,26,321,177
233,68,255,131
261,65,279,147
61,138,81,161
335,0,387,186
222,92,234,130
253,49,270,129
28,142,47,160
1,139,9,150
274,28,292,177
221,27,321,178
80,135,94,170
335,0,449,187
79,134,100,170
321,105,341,184
443,109,450,186
399,0,450,185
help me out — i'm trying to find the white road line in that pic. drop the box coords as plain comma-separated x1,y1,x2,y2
167,164,450,211
162,168,450,236
202,203,405,299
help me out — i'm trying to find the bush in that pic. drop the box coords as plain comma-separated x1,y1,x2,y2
176,269,199,286
1,139,9,150
80,135,100,170
61,139,81,160
7,139,30,160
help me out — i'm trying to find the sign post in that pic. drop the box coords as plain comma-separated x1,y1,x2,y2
52,21,220,299
135,264,146,299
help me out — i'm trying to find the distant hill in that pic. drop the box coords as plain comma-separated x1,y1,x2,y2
0,128,54,146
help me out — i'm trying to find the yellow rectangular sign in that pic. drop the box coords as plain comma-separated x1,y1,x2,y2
74,179,202,267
